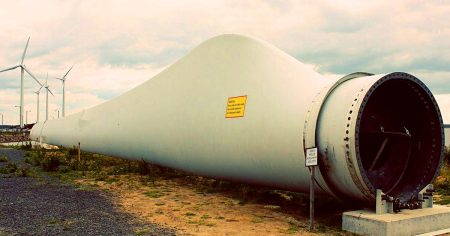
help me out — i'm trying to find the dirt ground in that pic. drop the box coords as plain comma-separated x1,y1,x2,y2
74,175,350,236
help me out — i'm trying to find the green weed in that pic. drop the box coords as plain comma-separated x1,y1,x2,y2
144,190,164,198
0,156,8,162
0,163,17,174
251,216,264,223
134,227,152,236
284,222,299,234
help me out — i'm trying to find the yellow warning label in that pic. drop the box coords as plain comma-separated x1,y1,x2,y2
225,96,247,118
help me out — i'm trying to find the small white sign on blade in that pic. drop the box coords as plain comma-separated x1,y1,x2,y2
305,147,318,167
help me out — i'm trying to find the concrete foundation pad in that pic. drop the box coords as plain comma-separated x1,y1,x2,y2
342,205,450,236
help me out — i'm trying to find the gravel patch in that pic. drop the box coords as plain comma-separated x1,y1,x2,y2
0,148,26,164
0,147,177,236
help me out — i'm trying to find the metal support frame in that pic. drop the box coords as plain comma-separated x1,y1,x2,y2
375,184,434,215
376,189,394,214
418,184,434,209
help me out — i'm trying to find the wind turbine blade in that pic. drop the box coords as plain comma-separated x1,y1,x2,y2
48,87,55,96
36,83,45,93
23,66,43,87
21,37,30,65
62,65,74,79
0,65,20,73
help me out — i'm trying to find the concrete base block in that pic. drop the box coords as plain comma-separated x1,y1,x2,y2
342,205,450,236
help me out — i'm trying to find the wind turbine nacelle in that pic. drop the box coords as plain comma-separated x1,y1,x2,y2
30,35,445,204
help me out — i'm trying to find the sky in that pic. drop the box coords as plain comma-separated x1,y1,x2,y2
0,0,449,124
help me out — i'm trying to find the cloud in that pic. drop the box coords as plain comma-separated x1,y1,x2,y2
0,0,449,125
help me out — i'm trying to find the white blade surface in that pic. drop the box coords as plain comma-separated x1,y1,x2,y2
36,83,45,93
23,66,43,87
62,65,74,80
0,65,20,73
21,37,30,65
45,72,54,96
47,87,55,96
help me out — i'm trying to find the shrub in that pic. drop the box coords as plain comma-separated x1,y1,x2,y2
41,153,61,172
24,150,43,166
0,155,8,162
15,167,31,177
67,159,82,171
435,148,450,197
94,171,108,181
0,163,17,174
58,165,70,173
0,167,8,174
68,146,79,156
138,159,153,175
23,142,32,150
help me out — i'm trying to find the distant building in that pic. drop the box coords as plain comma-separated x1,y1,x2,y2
445,124,450,147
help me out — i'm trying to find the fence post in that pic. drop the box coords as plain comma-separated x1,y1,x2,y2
78,142,81,162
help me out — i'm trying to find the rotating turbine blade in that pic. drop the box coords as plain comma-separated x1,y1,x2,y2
21,37,30,65
62,65,74,80
45,72,54,96
47,87,55,96
36,83,45,93
0,65,20,73
23,66,43,87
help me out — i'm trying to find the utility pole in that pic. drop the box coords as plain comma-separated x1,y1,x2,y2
26,110,31,125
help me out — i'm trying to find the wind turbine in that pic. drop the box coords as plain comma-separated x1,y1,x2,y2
44,73,54,121
0,37,43,128
34,83,45,123
56,65,73,117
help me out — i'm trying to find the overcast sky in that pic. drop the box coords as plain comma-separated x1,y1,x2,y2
0,0,449,124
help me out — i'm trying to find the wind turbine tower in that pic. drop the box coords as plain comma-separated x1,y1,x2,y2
56,65,73,117
44,73,54,121
34,84,44,123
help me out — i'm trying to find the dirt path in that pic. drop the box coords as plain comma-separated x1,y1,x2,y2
0,147,176,236
76,175,348,236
